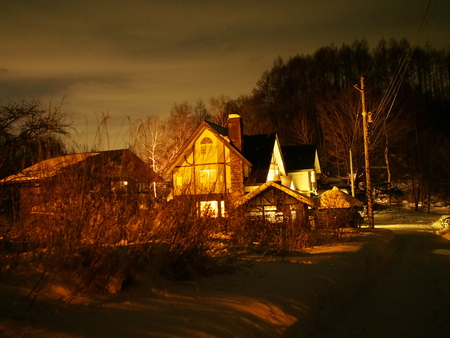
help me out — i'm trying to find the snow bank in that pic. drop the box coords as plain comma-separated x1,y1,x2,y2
0,229,402,337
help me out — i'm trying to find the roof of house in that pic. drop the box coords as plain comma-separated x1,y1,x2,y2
205,121,228,137
164,121,252,174
282,145,317,171
166,119,316,188
316,186,363,209
243,133,277,184
235,181,315,207
2,149,161,184
2,153,98,183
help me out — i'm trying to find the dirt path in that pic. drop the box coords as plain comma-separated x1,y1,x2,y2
311,226,450,337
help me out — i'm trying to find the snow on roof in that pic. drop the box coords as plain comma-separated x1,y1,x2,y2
1,153,99,183
236,181,315,207
316,186,363,209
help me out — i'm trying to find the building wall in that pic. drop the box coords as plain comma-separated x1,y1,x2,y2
289,170,316,196
172,129,235,197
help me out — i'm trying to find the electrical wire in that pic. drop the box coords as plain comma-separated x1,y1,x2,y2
367,0,435,147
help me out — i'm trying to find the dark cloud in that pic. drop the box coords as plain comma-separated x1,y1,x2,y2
1,0,449,148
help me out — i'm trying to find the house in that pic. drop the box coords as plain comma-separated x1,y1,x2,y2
282,145,321,196
164,114,318,218
235,181,314,225
1,149,162,217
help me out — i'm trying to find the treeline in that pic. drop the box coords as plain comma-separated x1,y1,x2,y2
1,39,449,207
238,38,450,208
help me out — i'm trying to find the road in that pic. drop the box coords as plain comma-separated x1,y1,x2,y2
312,226,450,337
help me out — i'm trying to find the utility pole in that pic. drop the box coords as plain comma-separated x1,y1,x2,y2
350,148,355,197
355,77,375,228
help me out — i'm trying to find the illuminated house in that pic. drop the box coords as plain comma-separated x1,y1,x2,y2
281,145,321,196
2,149,162,217
164,114,317,218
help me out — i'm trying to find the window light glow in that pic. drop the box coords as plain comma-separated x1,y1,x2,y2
199,200,225,218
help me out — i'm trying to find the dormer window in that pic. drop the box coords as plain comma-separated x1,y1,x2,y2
200,137,213,155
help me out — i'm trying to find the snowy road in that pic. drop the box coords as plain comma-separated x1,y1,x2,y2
312,226,450,337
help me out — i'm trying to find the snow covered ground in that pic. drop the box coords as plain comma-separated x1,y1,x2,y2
1,207,449,337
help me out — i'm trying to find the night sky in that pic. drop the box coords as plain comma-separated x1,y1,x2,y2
1,0,449,149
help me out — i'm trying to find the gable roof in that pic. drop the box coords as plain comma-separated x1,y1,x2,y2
282,145,317,171
205,121,228,137
243,133,277,184
163,121,251,175
2,149,161,184
235,181,315,207
2,153,98,183
164,119,287,185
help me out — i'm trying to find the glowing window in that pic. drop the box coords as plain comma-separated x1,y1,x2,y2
111,180,128,192
199,200,225,218
199,169,216,184
200,137,213,155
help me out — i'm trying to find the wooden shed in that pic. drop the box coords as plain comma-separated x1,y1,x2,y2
315,186,363,228
235,181,314,227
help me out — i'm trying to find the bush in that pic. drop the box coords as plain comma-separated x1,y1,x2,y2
229,210,317,256
1,191,237,296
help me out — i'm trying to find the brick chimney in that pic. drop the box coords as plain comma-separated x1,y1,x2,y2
228,114,243,151
227,114,245,201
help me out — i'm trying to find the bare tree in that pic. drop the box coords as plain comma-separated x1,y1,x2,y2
194,99,211,124
209,95,231,127
0,99,69,179
317,89,363,178
130,115,168,174
290,113,315,144
165,101,205,166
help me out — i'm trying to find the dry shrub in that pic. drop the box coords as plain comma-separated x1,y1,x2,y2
229,209,317,256
150,197,233,280
2,187,236,295
315,208,362,230
2,168,362,297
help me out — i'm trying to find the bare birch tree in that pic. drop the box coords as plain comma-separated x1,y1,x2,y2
130,115,168,174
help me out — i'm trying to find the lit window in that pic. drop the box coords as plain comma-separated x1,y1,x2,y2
176,176,183,186
111,180,128,192
220,200,225,217
200,137,213,155
200,200,218,217
138,182,149,193
199,200,225,218
199,169,216,184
